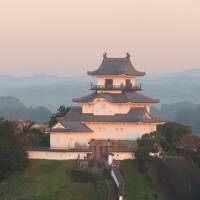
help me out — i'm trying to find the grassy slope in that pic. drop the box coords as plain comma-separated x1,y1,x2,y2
121,160,156,200
0,160,103,200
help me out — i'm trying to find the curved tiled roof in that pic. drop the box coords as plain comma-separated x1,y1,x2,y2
61,106,164,123
87,55,145,76
73,91,159,104
50,120,93,132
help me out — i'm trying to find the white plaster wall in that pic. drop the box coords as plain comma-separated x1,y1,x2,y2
27,150,89,160
52,123,65,129
27,150,135,161
50,132,92,149
82,100,151,115
96,75,136,86
112,152,135,160
111,169,120,188
97,90,122,94
50,123,158,149
82,103,94,113
85,122,157,140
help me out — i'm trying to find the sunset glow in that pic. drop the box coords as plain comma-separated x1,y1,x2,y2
0,0,199,75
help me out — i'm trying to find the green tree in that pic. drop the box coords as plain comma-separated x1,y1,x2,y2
48,105,70,127
135,133,159,162
0,119,27,179
135,122,191,162
156,122,191,152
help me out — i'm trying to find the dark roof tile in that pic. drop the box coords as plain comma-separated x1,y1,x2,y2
73,91,159,104
87,55,145,76
50,120,93,132
62,106,164,123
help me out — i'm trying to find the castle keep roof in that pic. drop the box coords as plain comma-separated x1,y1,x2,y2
50,106,164,133
61,106,164,123
73,91,159,104
87,53,145,76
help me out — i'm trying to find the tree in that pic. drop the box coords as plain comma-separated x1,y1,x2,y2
48,105,70,127
156,122,191,152
135,133,159,162
0,119,27,179
135,122,192,163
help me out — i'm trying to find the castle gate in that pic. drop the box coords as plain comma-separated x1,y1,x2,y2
89,139,112,160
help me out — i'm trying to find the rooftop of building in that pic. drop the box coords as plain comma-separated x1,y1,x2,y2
87,53,145,77
59,106,164,124
50,120,93,133
73,91,159,104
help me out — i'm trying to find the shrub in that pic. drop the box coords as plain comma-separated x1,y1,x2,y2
0,119,28,178
70,168,96,185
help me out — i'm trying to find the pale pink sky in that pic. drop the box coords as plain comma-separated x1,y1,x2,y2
0,0,199,76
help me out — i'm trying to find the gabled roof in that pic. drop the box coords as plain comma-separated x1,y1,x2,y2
73,91,159,104
87,53,145,77
50,120,93,132
61,106,164,123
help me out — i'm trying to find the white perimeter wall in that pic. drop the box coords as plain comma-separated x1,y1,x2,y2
27,150,89,160
27,150,134,161
111,169,120,188
112,152,135,160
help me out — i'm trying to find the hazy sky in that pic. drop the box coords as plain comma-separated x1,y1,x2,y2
0,0,199,76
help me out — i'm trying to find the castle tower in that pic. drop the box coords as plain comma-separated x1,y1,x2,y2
50,53,164,150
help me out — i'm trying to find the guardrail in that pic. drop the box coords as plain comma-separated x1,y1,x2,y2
110,161,125,200
90,83,142,91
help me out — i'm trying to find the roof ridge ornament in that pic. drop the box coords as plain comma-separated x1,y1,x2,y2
103,52,108,59
126,52,130,58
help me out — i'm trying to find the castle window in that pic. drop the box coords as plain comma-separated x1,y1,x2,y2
105,79,113,88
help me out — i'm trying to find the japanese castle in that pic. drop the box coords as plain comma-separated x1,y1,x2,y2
50,53,164,150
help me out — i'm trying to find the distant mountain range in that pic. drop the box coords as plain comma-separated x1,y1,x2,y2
0,96,52,123
142,68,200,106
151,101,200,135
0,68,200,111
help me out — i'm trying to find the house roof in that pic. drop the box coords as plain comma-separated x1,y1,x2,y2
50,120,93,133
87,53,145,77
73,91,159,104
61,106,164,123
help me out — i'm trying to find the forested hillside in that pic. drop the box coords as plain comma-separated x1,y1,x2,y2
0,96,52,123
152,101,200,135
